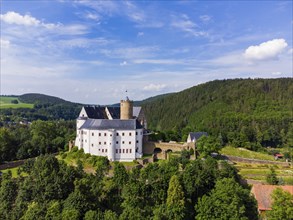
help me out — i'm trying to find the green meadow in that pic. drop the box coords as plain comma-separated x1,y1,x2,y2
0,96,33,109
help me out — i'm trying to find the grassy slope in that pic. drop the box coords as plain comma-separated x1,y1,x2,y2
0,96,33,109
220,146,276,161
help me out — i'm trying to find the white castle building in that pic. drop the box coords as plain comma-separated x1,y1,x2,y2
75,98,146,161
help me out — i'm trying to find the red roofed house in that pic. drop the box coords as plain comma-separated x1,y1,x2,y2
251,184,293,217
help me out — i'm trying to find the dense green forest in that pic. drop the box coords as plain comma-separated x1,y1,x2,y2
142,78,293,149
0,120,75,163
0,153,259,220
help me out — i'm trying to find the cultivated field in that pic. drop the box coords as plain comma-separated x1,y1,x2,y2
0,96,33,109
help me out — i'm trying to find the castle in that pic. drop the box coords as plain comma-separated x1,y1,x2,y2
75,98,146,161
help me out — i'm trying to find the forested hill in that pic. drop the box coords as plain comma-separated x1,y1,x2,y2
142,78,293,148
19,93,71,105
1,93,82,121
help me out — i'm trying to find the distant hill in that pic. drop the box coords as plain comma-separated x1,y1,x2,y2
141,78,293,148
1,93,82,121
19,93,70,105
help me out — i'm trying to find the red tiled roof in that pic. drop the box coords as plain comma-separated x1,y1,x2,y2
251,184,293,211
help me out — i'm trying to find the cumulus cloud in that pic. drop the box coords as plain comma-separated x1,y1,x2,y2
244,39,288,61
0,11,40,26
1,11,88,35
143,83,166,91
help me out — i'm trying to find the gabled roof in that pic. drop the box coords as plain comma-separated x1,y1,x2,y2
80,119,143,130
133,107,142,118
81,106,142,120
106,107,120,119
83,106,107,119
251,184,293,211
188,132,208,140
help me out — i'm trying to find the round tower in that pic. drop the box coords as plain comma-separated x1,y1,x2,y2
120,97,133,119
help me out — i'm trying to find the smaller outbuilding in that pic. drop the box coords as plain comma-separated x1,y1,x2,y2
187,132,208,143
251,184,293,214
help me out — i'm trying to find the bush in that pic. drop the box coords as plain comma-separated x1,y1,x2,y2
11,100,19,104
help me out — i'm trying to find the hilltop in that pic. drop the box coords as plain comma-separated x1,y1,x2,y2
19,93,72,105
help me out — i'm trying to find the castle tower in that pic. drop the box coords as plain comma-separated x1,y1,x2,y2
120,97,133,119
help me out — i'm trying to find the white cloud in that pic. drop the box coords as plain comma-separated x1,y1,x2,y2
84,11,100,21
0,11,40,26
0,11,60,30
244,39,288,61
137,32,144,37
58,37,109,48
271,71,282,76
133,59,183,65
0,39,10,48
143,83,166,91
171,14,208,37
1,11,88,35
120,61,127,66
100,46,159,59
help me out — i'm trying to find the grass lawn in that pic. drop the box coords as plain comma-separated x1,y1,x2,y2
0,96,33,109
220,146,275,161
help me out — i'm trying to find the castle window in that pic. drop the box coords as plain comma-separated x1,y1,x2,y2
129,132,132,136
129,141,131,144
122,141,125,144
116,141,118,144
136,132,138,135
116,133,119,136
91,144,93,147
119,149,121,153
99,142,101,145
122,132,125,136
136,140,139,143
104,142,106,145
99,133,101,136
102,149,104,153
126,149,128,153
110,134,112,137
92,132,94,136
104,133,107,136
130,149,132,153
105,149,107,153
123,149,125,153
136,147,138,152
116,149,118,153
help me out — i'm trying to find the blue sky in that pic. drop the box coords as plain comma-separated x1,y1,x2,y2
1,0,292,104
